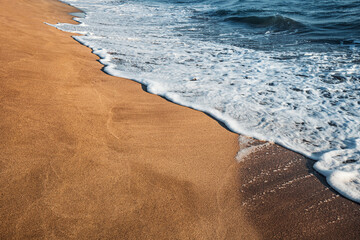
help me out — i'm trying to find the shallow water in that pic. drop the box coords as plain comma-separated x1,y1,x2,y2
55,0,360,202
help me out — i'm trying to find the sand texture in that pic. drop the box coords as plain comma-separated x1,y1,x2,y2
0,0,257,239
238,139,360,239
0,0,359,239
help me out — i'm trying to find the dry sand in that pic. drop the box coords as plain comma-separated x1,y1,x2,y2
0,0,359,239
0,0,256,239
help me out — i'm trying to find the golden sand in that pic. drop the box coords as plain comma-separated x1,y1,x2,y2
0,0,257,238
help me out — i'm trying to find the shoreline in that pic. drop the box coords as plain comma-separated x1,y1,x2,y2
0,0,359,239
54,0,360,205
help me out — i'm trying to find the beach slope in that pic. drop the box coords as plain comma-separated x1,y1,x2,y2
0,0,257,238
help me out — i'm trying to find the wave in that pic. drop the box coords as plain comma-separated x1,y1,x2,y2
202,0,360,42
225,15,306,32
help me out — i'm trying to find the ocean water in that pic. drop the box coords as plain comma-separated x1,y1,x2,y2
54,0,360,203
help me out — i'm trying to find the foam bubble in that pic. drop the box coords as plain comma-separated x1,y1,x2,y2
236,136,271,162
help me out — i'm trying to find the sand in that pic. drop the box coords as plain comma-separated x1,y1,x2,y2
0,0,359,239
239,141,360,239
0,0,257,239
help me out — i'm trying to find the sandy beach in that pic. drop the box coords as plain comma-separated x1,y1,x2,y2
0,0,359,239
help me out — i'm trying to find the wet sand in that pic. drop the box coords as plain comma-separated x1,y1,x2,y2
0,0,359,239
238,139,360,239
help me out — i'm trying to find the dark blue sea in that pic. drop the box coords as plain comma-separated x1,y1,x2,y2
181,0,360,50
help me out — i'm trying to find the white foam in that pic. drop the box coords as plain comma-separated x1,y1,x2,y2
54,0,360,203
236,136,271,162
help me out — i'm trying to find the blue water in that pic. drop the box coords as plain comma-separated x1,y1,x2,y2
149,0,360,51
55,0,360,202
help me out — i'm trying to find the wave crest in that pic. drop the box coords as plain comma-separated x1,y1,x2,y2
225,15,305,32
